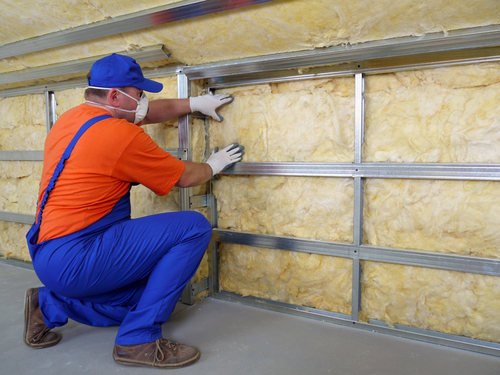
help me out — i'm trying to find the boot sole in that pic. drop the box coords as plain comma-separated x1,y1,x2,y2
113,351,200,369
23,288,61,349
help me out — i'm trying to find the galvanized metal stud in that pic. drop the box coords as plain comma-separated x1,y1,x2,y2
351,73,365,321
177,73,195,305
44,90,57,132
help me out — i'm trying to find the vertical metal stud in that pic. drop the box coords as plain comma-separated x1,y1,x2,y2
178,73,195,305
352,73,365,321
204,87,220,296
44,90,57,133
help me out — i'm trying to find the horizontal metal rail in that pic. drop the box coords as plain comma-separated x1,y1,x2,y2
222,162,500,180
0,45,170,86
0,0,278,60
215,291,500,357
0,256,34,270
0,211,35,225
0,151,43,161
185,24,500,81
0,149,184,161
205,46,500,88
213,229,500,277
0,64,183,98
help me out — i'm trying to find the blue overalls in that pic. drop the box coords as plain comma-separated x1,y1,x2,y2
26,115,212,345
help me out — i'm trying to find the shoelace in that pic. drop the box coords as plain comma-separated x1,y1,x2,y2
154,339,179,364
32,326,51,343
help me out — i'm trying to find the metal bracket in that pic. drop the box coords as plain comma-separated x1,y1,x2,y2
189,194,209,209
180,277,211,305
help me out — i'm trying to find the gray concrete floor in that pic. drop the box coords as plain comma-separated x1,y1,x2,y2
2,261,500,375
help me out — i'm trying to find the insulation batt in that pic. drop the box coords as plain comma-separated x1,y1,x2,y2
0,94,46,151
215,176,354,313
210,78,355,162
220,244,353,315
211,78,355,311
0,222,31,261
364,62,500,163
0,161,42,260
214,176,354,241
361,262,500,343
363,179,500,259
1,0,500,75
0,161,42,214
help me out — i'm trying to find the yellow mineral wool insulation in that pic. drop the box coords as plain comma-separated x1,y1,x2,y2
215,176,354,242
191,118,207,163
130,185,180,218
2,0,500,74
55,87,87,116
0,0,183,45
0,161,42,214
210,78,355,162
0,94,46,151
191,207,210,298
0,221,31,261
361,261,500,343
220,244,353,314
363,179,500,259
364,62,500,163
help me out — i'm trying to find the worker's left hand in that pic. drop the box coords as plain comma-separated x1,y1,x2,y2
189,93,234,121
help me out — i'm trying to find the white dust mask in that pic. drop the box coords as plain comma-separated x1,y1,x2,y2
86,86,149,124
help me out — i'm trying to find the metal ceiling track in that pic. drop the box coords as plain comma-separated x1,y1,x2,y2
180,24,500,86
0,0,278,60
0,45,171,86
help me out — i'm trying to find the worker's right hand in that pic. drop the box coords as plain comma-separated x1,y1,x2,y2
205,143,244,175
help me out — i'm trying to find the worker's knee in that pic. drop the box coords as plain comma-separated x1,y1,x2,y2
183,210,212,237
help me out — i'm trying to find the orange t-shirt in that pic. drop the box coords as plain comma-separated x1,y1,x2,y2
36,104,185,243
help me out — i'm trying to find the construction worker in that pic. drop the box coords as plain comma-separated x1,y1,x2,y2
23,53,243,369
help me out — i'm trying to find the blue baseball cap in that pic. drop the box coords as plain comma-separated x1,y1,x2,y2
88,53,163,93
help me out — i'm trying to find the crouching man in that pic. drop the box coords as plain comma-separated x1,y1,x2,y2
23,53,243,369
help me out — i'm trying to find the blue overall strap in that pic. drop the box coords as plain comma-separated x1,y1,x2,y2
35,114,112,226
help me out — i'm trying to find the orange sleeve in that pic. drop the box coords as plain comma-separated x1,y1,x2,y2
111,131,185,196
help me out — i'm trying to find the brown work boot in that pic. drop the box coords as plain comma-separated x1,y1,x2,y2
23,288,61,349
113,338,200,369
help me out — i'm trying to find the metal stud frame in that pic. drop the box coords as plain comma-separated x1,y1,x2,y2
1,23,500,355
199,33,500,356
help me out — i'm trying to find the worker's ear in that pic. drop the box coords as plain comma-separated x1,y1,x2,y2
108,88,120,107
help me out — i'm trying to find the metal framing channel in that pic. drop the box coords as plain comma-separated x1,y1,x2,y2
222,162,500,180
0,0,278,60
44,91,57,132
0,45,170,86
187,24,500,82
177,73,195,305
212,229,500,277
0,64,183,98
215,291,500,357
0,151,43,161
0,211,35,225
205,107,221,296
351,73,364,321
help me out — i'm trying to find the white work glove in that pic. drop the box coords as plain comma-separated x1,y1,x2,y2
189,93,234,121
206,143,245,175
